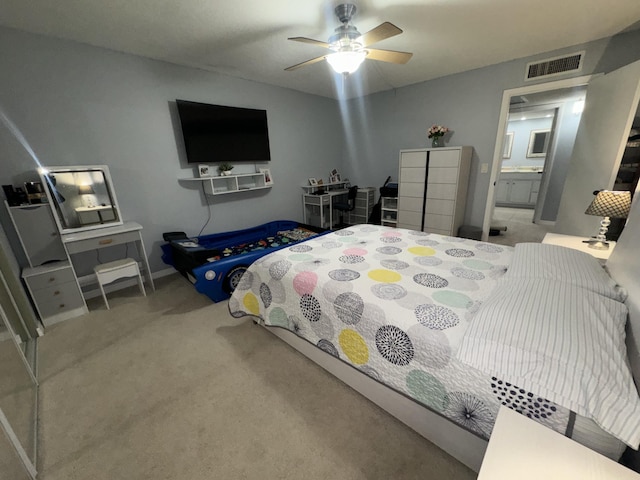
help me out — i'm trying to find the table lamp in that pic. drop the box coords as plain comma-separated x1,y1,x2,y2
584,190,631,250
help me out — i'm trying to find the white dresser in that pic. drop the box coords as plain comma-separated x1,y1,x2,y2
397,147,472,235
5,202,86,326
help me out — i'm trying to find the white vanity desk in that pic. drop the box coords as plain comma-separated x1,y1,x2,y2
62,221,155,293
20,220,155,327
13,166,155,326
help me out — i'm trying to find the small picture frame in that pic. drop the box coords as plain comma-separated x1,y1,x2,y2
198,164,211,177
308,178,318,186
260,168,273,185
527,129,550,158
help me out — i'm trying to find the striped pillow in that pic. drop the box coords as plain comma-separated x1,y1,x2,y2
504,243,626,301
457,277,640,447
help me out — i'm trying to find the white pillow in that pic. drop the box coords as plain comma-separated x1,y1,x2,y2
457,277,640,447
504,243,626,302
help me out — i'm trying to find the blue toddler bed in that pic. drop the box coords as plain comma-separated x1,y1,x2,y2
161,220,329,302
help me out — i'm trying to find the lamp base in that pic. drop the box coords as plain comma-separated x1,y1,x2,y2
586,239,610,250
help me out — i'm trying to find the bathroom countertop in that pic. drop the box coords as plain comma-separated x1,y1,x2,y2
500,166,543,173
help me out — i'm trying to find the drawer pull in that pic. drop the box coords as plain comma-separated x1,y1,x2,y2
49,277,56,282
54,290,60,296
99,239,113,245
59,304,65,309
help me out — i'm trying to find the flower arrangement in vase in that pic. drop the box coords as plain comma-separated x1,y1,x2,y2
218,163,234,176
427,124,449,147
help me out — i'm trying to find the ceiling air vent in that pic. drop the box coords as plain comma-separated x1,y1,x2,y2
525,51,584,81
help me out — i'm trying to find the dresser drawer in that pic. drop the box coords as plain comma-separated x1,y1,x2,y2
400,151,427,168
426,183,457,200
400,167,426,183
424,227,451,236
398,210,422,227
429,149,460,167
425,199,455,216
427,167,459,184
35,282,85,318
64,230,140,255
424,213,453,232
398,196,423,213
24,266,76,291
31,280,81,304
398,182,424,198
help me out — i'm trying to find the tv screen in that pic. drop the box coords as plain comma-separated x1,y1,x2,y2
176,100,271,163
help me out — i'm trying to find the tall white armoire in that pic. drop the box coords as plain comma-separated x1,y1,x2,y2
397,146,472,235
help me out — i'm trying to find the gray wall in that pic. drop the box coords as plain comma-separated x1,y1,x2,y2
0,27,344,273
342,28,640,229
504,117,553,169
1,26,639,274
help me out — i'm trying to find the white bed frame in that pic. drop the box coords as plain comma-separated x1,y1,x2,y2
260,198,640,473
264,326,488,470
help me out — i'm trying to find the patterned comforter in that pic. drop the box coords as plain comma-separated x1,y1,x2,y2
229,225,570,439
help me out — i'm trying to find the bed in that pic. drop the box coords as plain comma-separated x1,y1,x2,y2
161,220,328,302
228,205,640,472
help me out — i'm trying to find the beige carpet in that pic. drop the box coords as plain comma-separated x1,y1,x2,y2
488,207,552,247
36,275,476,480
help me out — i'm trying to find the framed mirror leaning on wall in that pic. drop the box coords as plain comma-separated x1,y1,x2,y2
39,165,122,234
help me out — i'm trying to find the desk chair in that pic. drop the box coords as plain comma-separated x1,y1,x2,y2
333,185,359,228
94,258,146,310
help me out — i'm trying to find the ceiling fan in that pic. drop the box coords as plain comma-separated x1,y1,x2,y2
285,3,412,75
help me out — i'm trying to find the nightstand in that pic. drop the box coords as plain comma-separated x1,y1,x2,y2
542,232,616,262
478,406,639,479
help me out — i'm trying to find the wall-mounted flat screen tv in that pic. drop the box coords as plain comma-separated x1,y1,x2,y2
176,100,271,163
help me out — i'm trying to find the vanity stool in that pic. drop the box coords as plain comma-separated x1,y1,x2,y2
94,258,146,310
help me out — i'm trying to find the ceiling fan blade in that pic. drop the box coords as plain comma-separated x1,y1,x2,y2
357,22,402,47
288,37,331,49
285,55,328,71
365,48,413,64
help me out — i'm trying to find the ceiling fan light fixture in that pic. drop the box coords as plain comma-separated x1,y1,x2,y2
326,50,366,74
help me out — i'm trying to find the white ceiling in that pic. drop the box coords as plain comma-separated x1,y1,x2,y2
2,0,640,99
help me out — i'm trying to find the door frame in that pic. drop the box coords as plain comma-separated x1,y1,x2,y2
482,75,593,241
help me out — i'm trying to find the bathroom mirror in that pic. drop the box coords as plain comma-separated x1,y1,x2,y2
39,165,122,234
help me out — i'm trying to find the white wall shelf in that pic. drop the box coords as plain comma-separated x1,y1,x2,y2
179,172,272,196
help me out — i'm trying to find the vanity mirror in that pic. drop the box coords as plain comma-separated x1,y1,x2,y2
39,165,122,234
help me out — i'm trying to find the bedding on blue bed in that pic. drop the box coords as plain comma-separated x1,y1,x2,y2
161,220,329,302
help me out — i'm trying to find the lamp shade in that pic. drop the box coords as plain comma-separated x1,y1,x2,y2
326,51,366,74
585,190,631,218
77,184,95,195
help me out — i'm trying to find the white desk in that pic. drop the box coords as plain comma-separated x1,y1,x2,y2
62,221,155,298
302,189,348,229
542,232,616,262
478,406,639,479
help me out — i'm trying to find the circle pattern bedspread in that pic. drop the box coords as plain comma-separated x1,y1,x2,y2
229,225,569,439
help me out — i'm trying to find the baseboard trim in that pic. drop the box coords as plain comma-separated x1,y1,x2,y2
152,267,178,280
